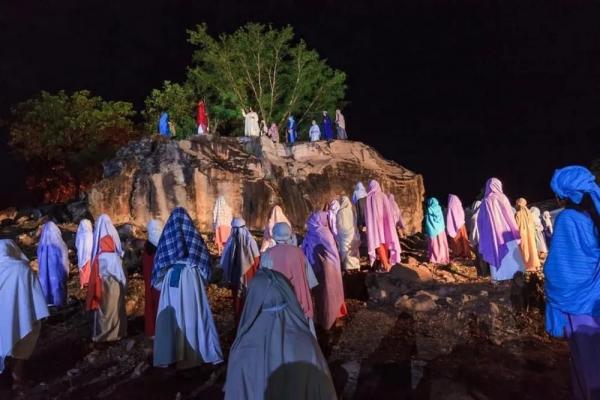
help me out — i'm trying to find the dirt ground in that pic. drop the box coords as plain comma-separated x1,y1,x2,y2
0,219,571,400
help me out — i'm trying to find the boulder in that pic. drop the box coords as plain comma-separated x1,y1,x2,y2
88,136,425,233
389,264,433,283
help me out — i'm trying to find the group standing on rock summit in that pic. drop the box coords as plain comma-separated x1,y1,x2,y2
1,163,599,399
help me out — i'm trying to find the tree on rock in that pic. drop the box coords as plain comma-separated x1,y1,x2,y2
9,90,138,203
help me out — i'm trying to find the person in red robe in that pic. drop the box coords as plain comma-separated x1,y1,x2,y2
197,100,209,134
142,219,163,337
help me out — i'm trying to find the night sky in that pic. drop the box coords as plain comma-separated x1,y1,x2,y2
1,0,598,209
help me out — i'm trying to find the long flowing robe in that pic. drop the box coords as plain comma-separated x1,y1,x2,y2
152,207,222,368
446,194,472,258
476,178,525,281
287,117,297,144
327,199,341,238
309,124,321,142
158,112,170,136
38,221,69,306
530,207,548,253
335,110,347,140
388,194,405,231
213,195,233,254
322,114,334,140
0,240,49,373
336,196,360,271
76,219,93,288
468,200,482,249
224,269,336,400
242,110,260,137
261,206,296,252
302,212,347,330
143,219,163,337
365,180,402,269
425,198,450,264
196,101,208,134
542,210,554,244
544,166,600,398
515,200,541,271
86,215,127,342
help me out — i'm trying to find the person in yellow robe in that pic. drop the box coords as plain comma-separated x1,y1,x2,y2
514,198,541,271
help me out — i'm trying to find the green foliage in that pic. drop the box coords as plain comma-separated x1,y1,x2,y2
143,23,347,136
142,81,197,139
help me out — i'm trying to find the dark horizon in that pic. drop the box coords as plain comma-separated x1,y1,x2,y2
1,0,598,209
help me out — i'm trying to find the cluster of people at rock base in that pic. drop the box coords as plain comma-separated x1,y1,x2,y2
158,100,349,144
2,166,600,398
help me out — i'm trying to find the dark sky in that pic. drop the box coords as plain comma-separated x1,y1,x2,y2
1,0,598,208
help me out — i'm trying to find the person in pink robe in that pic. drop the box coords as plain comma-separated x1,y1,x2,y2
446,194,472,259
425,198,450,264
365,180,402,271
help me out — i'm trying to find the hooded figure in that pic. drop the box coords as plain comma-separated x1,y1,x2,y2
242,108,260,137
529,207,548,254
143,219,163,337
86,214,127,342
336,196,360,271
224,269,336,400
321,111,334,140
309,120,321,142
353,182,369,254
514,198,541,271
261,206,297,252
446,194,472,258
268,122,279,143
388,194,405,234
197,100,209,134
476,178,525,281
544,166,600,399
220,217,261,324
158,112,170,136
468,200,482,249
0,240,49,380
365,180,402,270
335,109,347,140
213,195,233,255
424,198,450,264
152,207,223,369
75,219,93,288
327,199,341,238
37,221,69,306
542,210,554,244
287,116,297,144
302,212,347,330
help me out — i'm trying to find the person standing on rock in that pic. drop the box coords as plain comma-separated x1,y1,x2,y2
220,217,261,326
425,198,450,264
260,222,318,334
542,210,554,244
352,182,369,256
302,212,347,330
213,195,233,255
241,108,260,137
86,214,127,342
152,207,223,369
544,166,600,399
261,205,297,252
365,180,402,271
309,120,321,142
336,196,360,271
287,115,297,144
446,194,472,259
388,193,406,238
37,221,69,307
0,240,49,388
321,111,334,141
335,109,348,140
223,269,336,400
529,206,548,256
476,178,525,282
514,198,541,271
158,112,170,137
75,219,93,288
197,100,209,135
268,122,280,143
142,219,163,338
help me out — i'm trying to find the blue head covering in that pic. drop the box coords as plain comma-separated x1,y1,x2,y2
424,198,445,238
545,166,600,337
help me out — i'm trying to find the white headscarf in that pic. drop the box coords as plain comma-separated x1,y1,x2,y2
542,210,553,234
213,195,233,229
92,214,124,259
147,219,164,247
76,219,93,269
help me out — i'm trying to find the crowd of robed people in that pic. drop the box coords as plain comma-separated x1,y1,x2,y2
158,100,349,144
1,166,599,398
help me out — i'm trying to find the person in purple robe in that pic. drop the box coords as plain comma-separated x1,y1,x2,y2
321,111,334,141
476,178,526,281
37,221,69,306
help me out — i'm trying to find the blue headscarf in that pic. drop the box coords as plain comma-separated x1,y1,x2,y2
545,166,600,337
424,198,445,238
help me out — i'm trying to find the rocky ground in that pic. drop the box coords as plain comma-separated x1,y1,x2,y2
0,211,570,400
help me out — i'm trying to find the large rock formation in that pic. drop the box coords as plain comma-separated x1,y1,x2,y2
88,136,425,233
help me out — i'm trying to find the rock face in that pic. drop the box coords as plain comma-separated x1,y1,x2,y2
88,136,425,233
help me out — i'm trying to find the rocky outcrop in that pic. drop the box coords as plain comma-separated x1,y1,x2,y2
88,136,425,233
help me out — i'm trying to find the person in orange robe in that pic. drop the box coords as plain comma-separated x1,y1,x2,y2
514,198,541,271
446,194,473,259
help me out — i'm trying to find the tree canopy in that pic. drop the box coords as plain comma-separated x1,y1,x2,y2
145,23,347,136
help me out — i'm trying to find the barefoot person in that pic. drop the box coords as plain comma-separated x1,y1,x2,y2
0,240,49,388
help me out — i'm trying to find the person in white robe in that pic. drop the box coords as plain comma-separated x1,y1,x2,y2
241,108,260,137
0,240,49,387
261,206,297,252
336,196,361,271
75,219,93,288
309,120,321,142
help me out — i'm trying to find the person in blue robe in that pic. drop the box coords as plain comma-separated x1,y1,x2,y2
37,221,69,307
321,111,334,141
287,115,297,144
158,112,170,136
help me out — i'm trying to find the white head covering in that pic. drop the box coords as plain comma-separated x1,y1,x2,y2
147,219,164,247
92,214,124,259
76,219,94,269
